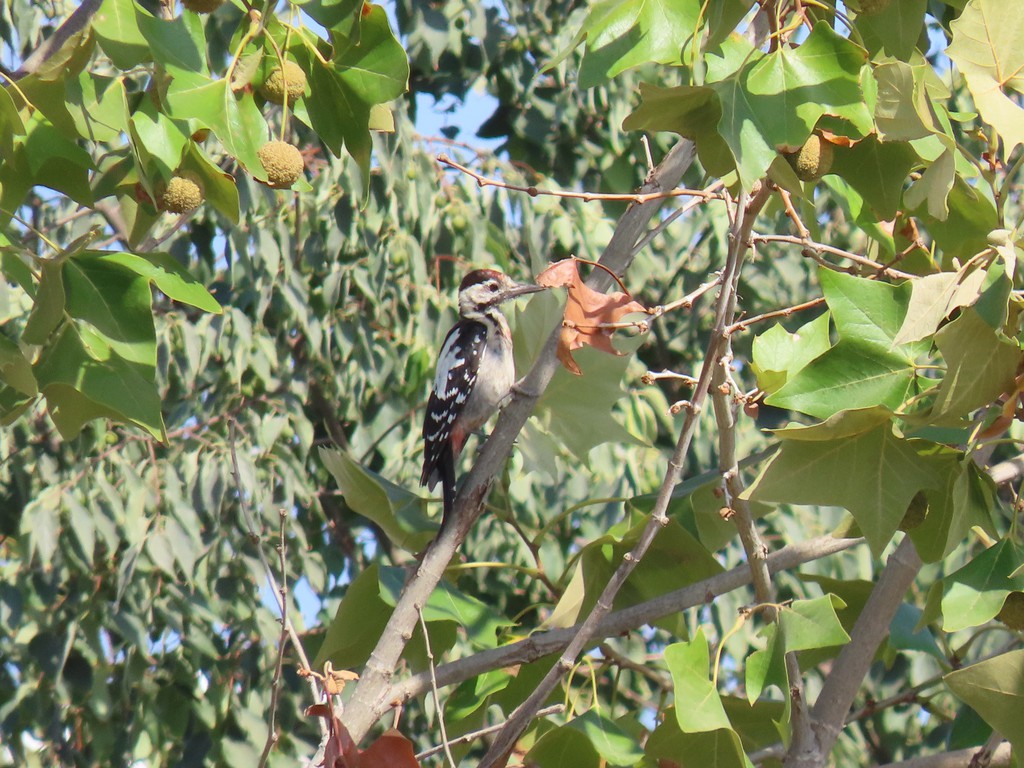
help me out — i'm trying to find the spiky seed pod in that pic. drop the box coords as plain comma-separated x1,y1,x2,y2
786,134,834,182
258,141,304,188
182,0,225,13
260,61,307,106
158,174,204,214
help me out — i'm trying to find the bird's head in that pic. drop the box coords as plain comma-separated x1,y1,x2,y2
457,269,544,316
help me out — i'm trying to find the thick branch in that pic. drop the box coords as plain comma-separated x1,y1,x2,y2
341,140,699,743
785,537,923,768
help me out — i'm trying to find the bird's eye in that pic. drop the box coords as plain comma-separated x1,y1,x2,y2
487,282,499,292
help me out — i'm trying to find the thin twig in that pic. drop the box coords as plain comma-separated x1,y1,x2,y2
418,609,456,768
227,422,324,734
415,705,566,760
751,233,915,280
438,153,724,206
725,297,826,335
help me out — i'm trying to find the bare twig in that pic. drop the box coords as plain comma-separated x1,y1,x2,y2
227,423,323,734
438,153,723,206
418,610,456,768
725,297,826,335
751,233,915,280
415,705,566,760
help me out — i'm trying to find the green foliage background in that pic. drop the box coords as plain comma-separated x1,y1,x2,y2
1,0,1023,766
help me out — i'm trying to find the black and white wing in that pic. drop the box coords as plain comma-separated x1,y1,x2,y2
420,319,487,517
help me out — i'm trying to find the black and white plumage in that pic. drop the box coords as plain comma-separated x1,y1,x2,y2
421,268,544,532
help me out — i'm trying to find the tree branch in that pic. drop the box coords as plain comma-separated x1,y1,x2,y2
785,537,924,768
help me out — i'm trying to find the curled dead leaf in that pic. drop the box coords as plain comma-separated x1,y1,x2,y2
536,258,647,376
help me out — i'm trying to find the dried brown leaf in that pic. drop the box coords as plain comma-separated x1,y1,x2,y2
537,258,646,376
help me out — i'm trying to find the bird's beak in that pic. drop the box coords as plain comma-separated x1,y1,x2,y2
502,282,546,301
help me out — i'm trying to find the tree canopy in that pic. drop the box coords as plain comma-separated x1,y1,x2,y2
1,1,1024,767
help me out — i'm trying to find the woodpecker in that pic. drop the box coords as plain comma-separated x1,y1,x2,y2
421,268,544,532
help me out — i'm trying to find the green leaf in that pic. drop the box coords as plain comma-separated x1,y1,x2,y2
779,594,850,651
622,82,736,178
537,347,638,459
857,0,928,61
574,0,698,89
646,713,750,768
929,308,1019,422
0,84,26,157
182,143,240,224
915,176,999,259
22,259,67,345
821,269,917,348
829,136,918,219
767,271,923,419
766,339,917,419
566,710,645,767
377,566,507,649
744,422,944,554
0,334,37,396
136,10,207,77
751,311,831,394
750,23,873,138
63,254,156,366
746,623,787,703
34,324,164,440
947,0,1024,157
941,539,1024,631
92,0,152,69
526,722,600,768
319,447,434,551
294,0,362,37
128,102,189,180
909,454,991,563
904,147,956,220
892,268,987,345
165,73,268,177
23,117,95,205
331,5,410,104
709,24,871,187
873,60,935,141
945,649,1024,755
84,251,222,314
313,564,390,669
665,628,732,733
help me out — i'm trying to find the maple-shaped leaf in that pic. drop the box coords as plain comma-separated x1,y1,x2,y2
537,258,647,375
